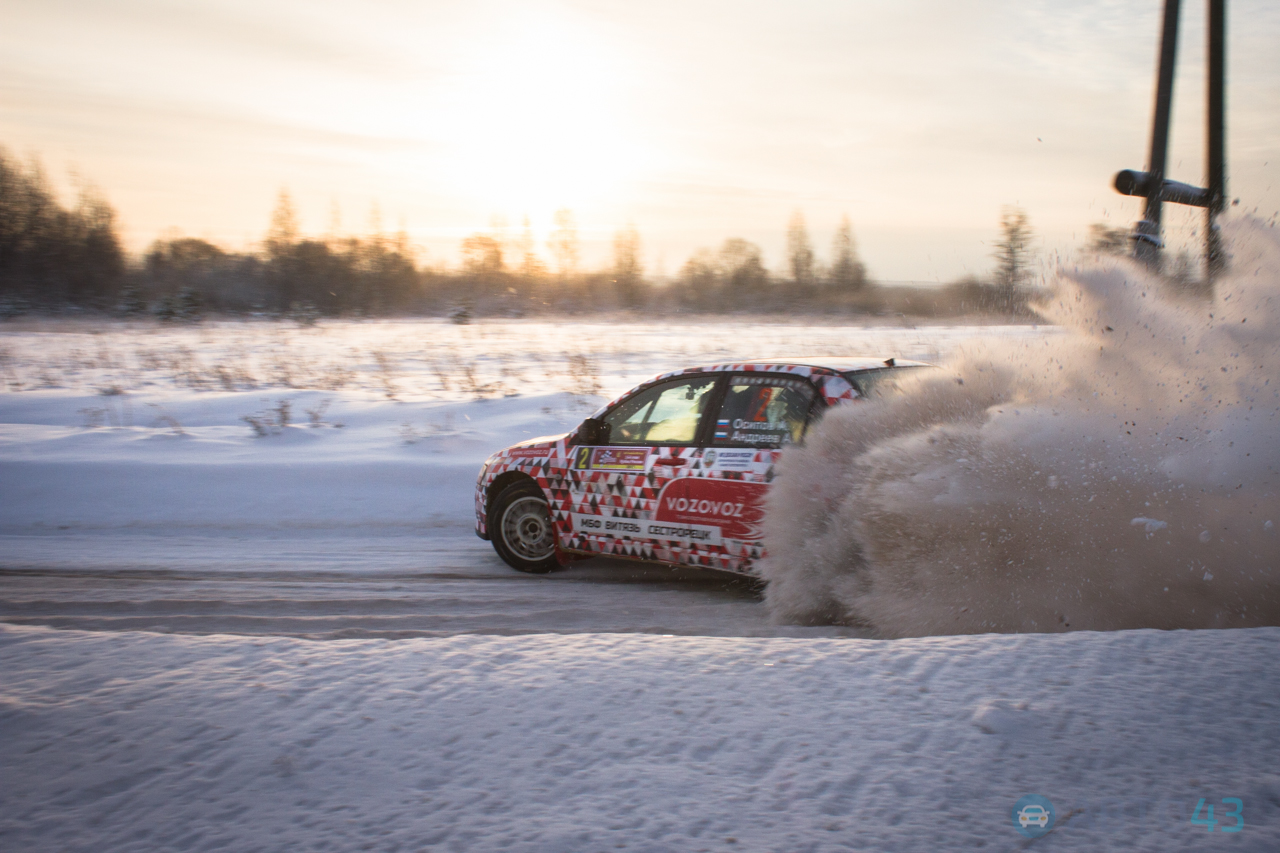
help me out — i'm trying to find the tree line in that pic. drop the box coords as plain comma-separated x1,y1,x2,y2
0,151,124,312
3,147,1057,321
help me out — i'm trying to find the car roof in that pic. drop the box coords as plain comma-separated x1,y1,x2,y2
681,357,933,375
596,357,935,418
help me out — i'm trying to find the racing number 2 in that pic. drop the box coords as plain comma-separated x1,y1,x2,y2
745,388,773,424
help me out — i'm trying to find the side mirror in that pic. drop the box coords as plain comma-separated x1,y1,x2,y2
575,417,610,446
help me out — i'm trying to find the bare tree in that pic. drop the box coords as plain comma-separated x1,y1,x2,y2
548,208,580,278
612,224,644,307
678,248,720,307
718,238,768,292
461,234,505,276
786,210,815,287
830,215,867,291
516,216,546,279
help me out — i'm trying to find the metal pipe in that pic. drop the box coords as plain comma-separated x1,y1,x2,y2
1115,170,1211,208
1134,0,1183,270
1206,0,1226,279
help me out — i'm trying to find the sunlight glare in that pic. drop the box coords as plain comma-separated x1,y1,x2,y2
434,14,643,217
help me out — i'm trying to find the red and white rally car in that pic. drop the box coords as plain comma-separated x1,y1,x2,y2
475,358,928,574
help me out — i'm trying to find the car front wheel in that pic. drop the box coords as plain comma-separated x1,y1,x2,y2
490,480,559,573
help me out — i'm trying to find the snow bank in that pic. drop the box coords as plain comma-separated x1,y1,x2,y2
0,388,571,532
759,219,1280,635
2,624,1277,852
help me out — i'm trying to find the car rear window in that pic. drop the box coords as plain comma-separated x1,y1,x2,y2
843,366,926,398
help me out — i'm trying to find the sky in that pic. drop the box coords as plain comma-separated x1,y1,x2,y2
2,0,1277,281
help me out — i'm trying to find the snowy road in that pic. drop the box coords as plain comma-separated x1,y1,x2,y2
0,531,857,639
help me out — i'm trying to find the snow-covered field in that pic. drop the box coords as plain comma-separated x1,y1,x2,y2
2,317,1277,850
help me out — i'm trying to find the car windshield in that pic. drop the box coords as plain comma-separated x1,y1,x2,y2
602,376,718,445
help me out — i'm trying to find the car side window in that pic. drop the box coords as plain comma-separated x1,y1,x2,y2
602,376,719,445
711,375,817,448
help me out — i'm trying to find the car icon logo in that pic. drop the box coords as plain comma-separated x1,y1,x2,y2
1018,805,1049,827
1011,795,1055,837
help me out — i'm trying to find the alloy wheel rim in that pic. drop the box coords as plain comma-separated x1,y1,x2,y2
501,496,555,561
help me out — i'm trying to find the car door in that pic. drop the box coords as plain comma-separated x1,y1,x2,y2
565,374,719,562
655,372,823,572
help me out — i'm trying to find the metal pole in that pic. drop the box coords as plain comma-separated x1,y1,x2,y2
1205,0,1226,279
1134,0,1183,270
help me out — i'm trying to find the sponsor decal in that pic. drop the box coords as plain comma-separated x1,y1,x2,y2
702,449,716,468
571,512,722,547
507,446,548,459
710,449,757,470
591,447,649,471
645,521,721,547
655,478,768,540
734,375,808,389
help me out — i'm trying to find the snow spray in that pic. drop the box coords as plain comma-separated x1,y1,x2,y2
758,219,1280,636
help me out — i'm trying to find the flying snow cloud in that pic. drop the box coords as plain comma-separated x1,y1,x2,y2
759,218,1280,637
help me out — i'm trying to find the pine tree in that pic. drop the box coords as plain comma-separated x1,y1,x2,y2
266,189,299,261
992,206,1034,308
265,188,301,312
830,215,867,291
786,210,815,287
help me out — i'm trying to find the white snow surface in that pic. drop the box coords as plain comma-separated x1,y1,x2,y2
3,624,1277,852
2,318,1278,850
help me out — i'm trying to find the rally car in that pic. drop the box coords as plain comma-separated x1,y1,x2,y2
475,358,929,575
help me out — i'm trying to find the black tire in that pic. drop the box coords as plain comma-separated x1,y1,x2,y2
489,480,559,574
